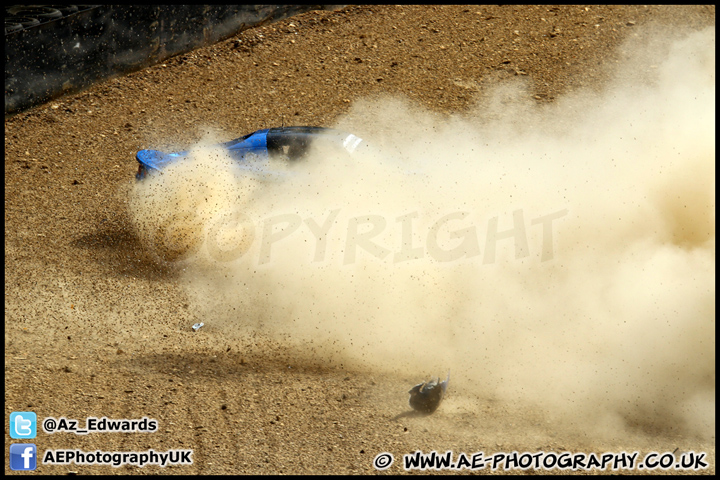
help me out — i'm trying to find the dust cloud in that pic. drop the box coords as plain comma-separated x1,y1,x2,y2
129,27,714,440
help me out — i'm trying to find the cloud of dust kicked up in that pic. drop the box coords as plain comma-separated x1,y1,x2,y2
129,28,715,439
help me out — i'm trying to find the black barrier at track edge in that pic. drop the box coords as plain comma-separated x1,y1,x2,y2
5,5,344,116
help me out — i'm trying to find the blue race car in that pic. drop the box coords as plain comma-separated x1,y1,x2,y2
135,126,365,180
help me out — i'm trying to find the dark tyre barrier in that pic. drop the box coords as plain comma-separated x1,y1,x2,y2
5,21,24,34
8,16,41,29
7,6,64,22
5,5,342,116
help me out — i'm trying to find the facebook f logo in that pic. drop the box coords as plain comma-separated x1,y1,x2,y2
10,444,37,470
10,411,37,439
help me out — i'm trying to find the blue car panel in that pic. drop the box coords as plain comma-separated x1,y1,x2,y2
135,126,364,180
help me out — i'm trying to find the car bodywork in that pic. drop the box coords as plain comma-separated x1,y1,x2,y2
135,126,365,180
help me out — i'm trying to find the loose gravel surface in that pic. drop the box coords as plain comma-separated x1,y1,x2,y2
5,5,715,475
